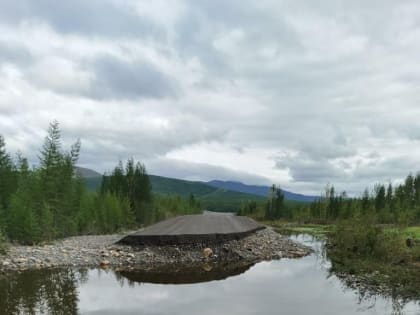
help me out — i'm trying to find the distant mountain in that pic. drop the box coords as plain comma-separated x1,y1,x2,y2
84,174,267,212
207,180,317,202
150,175,215,197
75,166,102,178
79,167,315,211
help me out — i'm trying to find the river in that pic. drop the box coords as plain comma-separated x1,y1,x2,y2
1,235,419,314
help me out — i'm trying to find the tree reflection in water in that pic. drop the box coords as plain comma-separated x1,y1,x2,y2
0,262,253,315
1,239,420,315
0,268,86,315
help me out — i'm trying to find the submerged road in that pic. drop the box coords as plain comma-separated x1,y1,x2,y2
118,211,264,245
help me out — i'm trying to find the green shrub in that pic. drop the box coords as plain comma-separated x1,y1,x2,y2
329,218,407,263
0,230,7,254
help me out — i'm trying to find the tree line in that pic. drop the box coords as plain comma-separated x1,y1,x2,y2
237,184,287,220
238,174,420,226
0,121,201,245
299,176,420,224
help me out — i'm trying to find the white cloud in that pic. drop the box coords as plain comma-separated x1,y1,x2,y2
1,0,420,195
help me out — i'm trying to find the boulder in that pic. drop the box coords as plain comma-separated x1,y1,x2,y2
203,248,213,258
100,260,110,268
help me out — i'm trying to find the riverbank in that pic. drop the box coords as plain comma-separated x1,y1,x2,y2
0,227,312,273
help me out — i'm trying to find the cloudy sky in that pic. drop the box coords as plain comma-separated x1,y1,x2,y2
1,0,420,195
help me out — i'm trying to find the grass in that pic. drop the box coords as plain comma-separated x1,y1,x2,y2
261,221,331,238
266,221,420,241
280,225,331,237
402,226,420,239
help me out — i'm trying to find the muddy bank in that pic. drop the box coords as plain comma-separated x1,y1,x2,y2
0,228,312,273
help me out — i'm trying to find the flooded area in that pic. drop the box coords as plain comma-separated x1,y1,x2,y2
1,235,419,315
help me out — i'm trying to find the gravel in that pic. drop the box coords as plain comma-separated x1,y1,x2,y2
0,228,312,273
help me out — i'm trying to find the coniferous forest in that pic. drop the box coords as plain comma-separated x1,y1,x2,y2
298,179,420,224
0,121,201,245
239,176,420,226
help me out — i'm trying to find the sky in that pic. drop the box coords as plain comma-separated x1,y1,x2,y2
1,0,420,196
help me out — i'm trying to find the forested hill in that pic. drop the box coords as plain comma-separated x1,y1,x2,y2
84,174,266,212
75,166,102,178
83,169,315,202
84,174,216,196
82,171,310,212
207,180,317,202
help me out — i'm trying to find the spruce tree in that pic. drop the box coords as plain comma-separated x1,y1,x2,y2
0,135,17,212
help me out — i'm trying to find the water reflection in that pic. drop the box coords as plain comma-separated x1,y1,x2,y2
0,235,420,315
0,268,82,314
117,261,255,284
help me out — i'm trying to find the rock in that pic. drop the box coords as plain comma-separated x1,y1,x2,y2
13,258,27,264
100,260,110,268
29,257,42,264
203,248,213,258
0,225,312,271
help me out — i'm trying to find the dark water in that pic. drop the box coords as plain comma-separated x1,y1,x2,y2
1,235,419,315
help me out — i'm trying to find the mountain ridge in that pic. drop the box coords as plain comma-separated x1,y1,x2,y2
207,180,317,202
78,167,316,207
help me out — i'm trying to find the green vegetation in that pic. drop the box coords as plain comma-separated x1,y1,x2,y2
402,226,420,239
239,175,420,226
197,189,265,212
151,177,269,212
269,223,330,238
295,177,420,224
0,268,81,314
86,174,269,212
84,176,102,191
329,218,409,262
329,252,420,307
237,185,304,220
153,194,201,221
294,176,420,266
0,230,6,254
237,174,420,279
0,121,201,246
0,121,89,244
326,217,420,303
148,175,215,197
100,159,152,225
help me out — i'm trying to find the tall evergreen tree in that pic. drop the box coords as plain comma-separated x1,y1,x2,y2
0,135,17,212
101,159,152,225
374,184,386,213
264,185,285,220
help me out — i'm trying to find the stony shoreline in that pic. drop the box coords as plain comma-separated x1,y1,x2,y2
0,227,312,273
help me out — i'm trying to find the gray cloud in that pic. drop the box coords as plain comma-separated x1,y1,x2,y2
90,55,179,100
275,154,346,183
1,1,420,195
0,0,164,39
0,41,32,66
